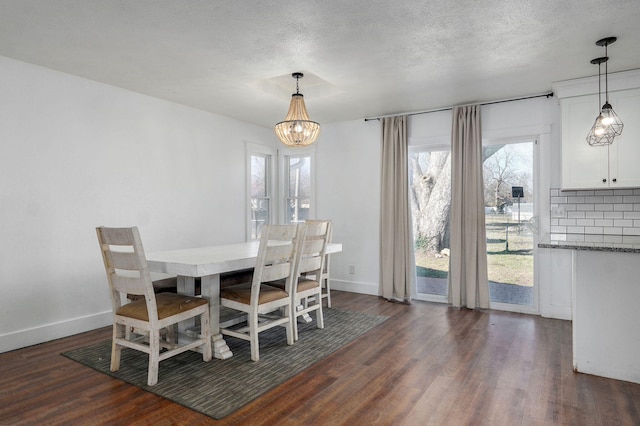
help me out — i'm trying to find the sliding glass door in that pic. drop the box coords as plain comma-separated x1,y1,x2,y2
409,146,451,302
409,139,537,310
483,140,536,309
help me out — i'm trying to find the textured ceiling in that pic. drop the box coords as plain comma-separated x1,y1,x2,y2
0,0,638,128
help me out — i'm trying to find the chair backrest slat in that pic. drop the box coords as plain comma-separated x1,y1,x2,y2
251,224,305,305
97,226,159,322
299,256,322,274
105,250,143,271
261,262,292,282
304,220,332,277
264,244,295,264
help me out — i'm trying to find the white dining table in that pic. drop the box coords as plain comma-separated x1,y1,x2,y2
146,241,343,359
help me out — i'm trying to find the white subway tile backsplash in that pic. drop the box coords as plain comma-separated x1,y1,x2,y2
604,234,624,243
614,219,633,227
584,234,604,243
604,212,624,219
549,188,640,240
604,196,624,203
585,226,603,234
585,196,604,203
576,204,595,211
586,211,605,219
603,227,623,235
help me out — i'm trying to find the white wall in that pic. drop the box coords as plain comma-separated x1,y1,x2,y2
317,96,573,319
315,120,381,295
0,56,274,352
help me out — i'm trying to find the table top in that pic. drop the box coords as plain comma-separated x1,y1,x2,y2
147,241,343,277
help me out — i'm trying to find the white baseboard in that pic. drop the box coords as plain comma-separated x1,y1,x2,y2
0,310,112,353
540,304,572,321
331,279,379,296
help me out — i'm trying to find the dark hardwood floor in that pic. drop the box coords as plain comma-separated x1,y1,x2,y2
2,291,640,425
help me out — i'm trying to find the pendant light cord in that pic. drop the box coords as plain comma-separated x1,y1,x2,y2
598,62,602,112
604,43,609,104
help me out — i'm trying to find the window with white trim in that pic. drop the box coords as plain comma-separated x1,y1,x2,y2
280,148,315,224
246,143,275,240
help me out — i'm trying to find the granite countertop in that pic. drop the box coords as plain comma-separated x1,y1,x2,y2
538,234,640,253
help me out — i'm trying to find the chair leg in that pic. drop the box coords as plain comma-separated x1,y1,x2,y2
316,299,325,330
148,331,160,386
200,312,212,362
325,277,331,308
110,324,123,372
249,312,260,362
292,301,300,341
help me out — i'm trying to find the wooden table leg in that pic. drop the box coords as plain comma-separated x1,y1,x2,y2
177,276,196,335
201,274,233,359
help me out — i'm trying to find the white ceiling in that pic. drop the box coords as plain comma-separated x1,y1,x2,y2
0,0,639,128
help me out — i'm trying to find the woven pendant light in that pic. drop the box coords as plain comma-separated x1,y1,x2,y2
274,73,320,147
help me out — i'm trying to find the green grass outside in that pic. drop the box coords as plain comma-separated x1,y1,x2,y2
415,214,533,287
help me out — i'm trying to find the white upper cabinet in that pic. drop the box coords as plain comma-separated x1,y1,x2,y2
555,71,640,190
608,89,640,188
561,94,609,189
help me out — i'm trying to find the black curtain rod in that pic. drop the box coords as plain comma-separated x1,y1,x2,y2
364,92,554,122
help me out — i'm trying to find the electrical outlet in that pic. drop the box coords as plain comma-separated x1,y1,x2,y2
348,264,355,274
551,206,565,218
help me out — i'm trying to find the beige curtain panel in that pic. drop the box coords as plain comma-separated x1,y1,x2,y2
380,116,415,303
448,105,490,309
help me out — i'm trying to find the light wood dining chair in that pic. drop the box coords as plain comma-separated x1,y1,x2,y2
219,223,305,361
96,226,212,386
306,219,333,308
271,220,331,341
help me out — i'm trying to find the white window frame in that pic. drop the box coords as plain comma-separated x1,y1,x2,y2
278,146,316,224
408,142,451,304
246,142,276,241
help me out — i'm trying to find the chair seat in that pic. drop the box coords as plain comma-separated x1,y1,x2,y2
116,293,208,321
221,283,289,305
269,277,320,292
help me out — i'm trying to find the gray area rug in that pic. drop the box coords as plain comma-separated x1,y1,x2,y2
62,308,387,419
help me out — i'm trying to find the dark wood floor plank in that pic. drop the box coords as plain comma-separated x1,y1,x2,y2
2,290,640,425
